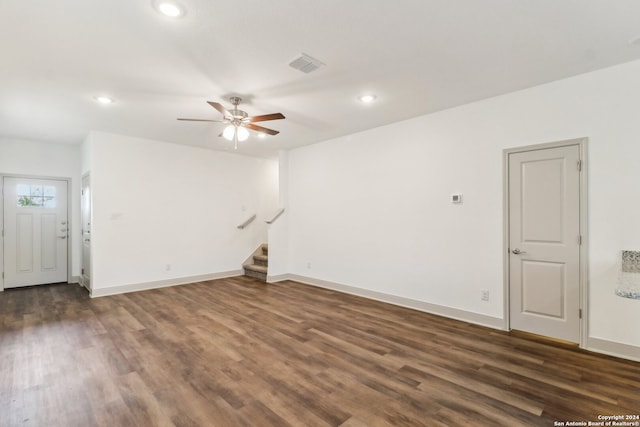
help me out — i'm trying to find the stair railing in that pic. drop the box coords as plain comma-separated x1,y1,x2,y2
265,208,285,224
237,214,256,229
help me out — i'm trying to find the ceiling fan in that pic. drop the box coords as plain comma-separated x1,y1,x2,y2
178,97,285,149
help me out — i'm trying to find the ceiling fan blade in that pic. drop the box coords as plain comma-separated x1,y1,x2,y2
207,101,231,118
247,113,285,123
245,123,280,135
177,118,224,122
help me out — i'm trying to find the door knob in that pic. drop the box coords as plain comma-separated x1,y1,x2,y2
58,236,67,239
512,248,527,254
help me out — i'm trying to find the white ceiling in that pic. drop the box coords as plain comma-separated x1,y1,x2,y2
2,0,640,158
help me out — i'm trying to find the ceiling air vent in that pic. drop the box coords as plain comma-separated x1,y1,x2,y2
289,53,325,74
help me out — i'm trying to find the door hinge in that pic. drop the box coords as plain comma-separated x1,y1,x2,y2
577,160,582,171
578,235,582,245
579,309,582,319
81,268,84,275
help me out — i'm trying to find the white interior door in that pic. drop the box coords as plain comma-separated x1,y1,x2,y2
508,144,581,343
81,174,91,290
3,177,68,288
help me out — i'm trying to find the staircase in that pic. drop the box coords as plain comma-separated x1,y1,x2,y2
243,244,268,282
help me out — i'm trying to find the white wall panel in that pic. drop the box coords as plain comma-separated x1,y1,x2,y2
286,59,640,349
84,132,277,292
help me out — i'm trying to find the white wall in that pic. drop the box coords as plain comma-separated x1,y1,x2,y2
0,137,82,280
284,59,640,352
83,131,277,294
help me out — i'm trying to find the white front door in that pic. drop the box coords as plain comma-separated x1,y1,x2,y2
508,144,582,343
3,177,68,288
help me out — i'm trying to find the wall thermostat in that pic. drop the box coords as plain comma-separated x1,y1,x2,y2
451,194,462,203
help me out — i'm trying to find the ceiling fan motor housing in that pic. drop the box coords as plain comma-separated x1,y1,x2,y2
228,97,248,121
231,109,248,120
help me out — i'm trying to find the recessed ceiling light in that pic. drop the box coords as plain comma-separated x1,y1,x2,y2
358,94,377,103
94,96,114,104
154,1,185,18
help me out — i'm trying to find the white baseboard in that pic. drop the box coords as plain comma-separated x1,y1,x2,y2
270,273,504,330
90,270,243,298
586,337,640,363
267,273,291,283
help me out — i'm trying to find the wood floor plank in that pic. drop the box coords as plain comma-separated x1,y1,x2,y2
1,279,639,426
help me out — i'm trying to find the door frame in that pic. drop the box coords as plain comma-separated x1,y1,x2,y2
0,174,72,292
502,138,589,347
81,172,92,292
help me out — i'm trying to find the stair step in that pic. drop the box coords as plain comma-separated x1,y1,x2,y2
244,264,267,281
261,244,268,255
253,254,268,267
244,264,267,274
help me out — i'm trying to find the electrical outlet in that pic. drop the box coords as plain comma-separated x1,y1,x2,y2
307,262,312,269
165,264,171,271
481,289,489,301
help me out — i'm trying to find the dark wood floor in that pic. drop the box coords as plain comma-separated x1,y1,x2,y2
1,278,639,426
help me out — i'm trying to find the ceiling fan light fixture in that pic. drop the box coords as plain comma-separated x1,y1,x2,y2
222,125,236,141
222,125,250,142
237,126,250,142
